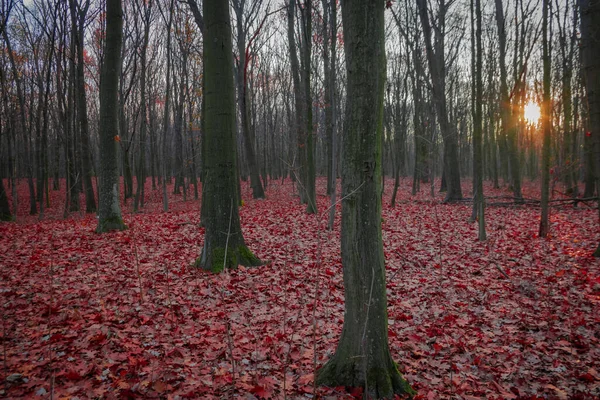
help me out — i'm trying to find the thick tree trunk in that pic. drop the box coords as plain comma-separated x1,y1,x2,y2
96,0,126,233
316,1,414,397
197,0,260,272
579,0,600,255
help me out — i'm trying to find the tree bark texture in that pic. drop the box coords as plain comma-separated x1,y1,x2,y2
316,1,415,397
96,0,126,233
579,0,600,255
197,0,260,272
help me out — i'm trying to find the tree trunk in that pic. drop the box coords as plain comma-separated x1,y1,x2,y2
233,2,265,200
579,0,600,255
301,0,316,213
416,0,462,202
162,0,175,212
70,0,96,213
327,0,338,230
0,172,11,221
197,0,260,272
539,0,551,238
2,21,36,215
134,0,152,212
96,0,126,233
473,0,486,240
316,1,415,397
494,0,523,202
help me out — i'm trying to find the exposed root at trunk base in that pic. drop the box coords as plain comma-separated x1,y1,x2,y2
194,244,262,273
316,356,416,399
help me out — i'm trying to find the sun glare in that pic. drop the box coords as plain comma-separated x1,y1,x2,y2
524,101,541,124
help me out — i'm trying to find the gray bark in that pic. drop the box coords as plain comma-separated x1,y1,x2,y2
316,0,414,397
96,0,126,232
197,0,260,272
579,0,600,255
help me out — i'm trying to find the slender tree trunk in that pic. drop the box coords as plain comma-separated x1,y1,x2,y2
416,0,462,202
473,0,486,240
234,2,265,200
161,0,175,212
539,0,551,238
301,0,316,213
327,0,338,230
2,22,36,215
134,0,152,212
70,0,96,213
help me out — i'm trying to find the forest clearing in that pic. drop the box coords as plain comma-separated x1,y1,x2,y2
1,178,598,399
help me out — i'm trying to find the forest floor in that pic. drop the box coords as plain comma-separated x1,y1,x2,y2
0,177,599,399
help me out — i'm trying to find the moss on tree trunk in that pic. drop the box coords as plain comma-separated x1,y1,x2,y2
197,0,260,272
316,1,414,398
96,0,125,233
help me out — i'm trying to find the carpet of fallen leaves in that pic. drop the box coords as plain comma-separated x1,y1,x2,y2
0,177,599,399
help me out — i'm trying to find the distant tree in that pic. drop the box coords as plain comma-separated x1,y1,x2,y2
232,0,266,200
159,0,176,212
133,0,152,212
316,0,415,397
416,0,462,202
69,0,96,213
287,0,317,213
96,0,126,233
472,0,486,240
0,177,10,221
539,0,551,238
2,6,36,215
579,0,600,256
494,0,525,202
197,0,260,272
555,0,578,197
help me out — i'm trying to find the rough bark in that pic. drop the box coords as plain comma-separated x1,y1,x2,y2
579,0,600,255
316,1,415,397
96,0,126,233
197,0,260,272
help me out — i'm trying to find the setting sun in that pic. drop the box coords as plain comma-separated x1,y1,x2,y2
524,101,541,124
